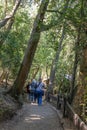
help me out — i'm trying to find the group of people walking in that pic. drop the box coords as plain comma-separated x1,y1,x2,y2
26,78,45,105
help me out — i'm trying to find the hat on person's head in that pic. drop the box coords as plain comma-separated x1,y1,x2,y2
32,79,36,83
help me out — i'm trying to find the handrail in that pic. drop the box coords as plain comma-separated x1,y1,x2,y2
66,102,87,130
47,93,87,130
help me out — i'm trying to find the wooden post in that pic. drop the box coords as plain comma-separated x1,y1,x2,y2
57,94,60,109
46,92,50,102
63,96,66,117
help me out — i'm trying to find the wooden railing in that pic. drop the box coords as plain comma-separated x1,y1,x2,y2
47,93,87,130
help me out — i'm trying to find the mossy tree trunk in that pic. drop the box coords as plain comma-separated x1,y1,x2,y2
11,0,49,99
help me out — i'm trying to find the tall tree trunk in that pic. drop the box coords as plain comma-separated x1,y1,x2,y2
70,28,81,104
72,0,87,116
47,0,69,93
11,0,49,99
73,46,87,115
4,0,7,17
48,23,66,93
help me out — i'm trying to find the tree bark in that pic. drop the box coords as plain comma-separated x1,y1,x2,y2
72,0,87,116
4,0,7,17
11,0,49,98
70,28,81,104
48,23,66,93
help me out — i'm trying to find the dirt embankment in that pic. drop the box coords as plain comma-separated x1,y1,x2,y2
0,87,19,122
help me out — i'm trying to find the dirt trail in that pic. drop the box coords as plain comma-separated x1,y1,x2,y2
0,102,64,130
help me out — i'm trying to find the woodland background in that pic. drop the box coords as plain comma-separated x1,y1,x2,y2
0,0,87,124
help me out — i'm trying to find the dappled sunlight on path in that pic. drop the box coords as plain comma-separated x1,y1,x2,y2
0,102,63,130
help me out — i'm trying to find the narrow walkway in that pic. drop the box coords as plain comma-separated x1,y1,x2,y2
0,102,63,130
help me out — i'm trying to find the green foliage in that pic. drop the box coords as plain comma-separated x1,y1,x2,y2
0,0,87,123
0,7,32,78
29,31,55,79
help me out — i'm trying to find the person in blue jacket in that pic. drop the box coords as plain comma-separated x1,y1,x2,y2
36,78,45,105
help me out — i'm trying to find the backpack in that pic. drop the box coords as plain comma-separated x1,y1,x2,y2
36,82,44,96
29,82,36,93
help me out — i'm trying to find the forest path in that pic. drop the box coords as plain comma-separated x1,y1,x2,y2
0,101,64,130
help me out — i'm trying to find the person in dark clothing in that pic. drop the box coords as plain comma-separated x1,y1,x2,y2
26,81,31,101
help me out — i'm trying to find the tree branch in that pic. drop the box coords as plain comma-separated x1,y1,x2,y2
41,0,69,32
0,0,21,29
46,9,63,14
40,20,60,32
